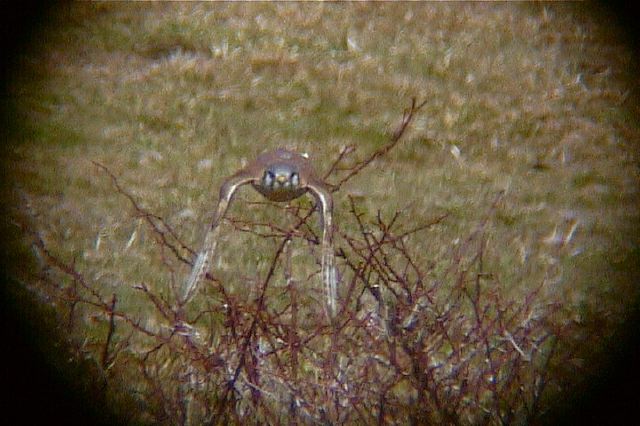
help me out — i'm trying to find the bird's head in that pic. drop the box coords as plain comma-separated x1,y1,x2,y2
254,162,306,202
262,164,300,190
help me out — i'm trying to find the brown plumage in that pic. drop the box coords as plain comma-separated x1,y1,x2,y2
183,149,337,318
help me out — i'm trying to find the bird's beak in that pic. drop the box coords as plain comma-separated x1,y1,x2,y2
276,174,288,184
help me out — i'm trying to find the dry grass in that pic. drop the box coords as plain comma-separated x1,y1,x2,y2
4,2,639,424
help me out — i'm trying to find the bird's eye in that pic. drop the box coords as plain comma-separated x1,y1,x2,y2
264,170,275,186
290,172,299,186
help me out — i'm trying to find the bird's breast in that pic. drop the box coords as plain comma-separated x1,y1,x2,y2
252,182,308,202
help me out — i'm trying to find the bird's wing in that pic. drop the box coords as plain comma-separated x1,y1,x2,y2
306,179,337,319
181,171,255,303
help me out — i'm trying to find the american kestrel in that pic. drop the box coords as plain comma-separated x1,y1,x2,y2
183,149,337,318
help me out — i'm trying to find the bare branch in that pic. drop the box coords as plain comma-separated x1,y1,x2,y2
330,98,428,192
92,161,195,264
18,102,572,425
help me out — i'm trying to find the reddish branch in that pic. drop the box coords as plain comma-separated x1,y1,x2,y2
20,99,572,424
329,97,428,192
101,293,117,369
92,160,195,264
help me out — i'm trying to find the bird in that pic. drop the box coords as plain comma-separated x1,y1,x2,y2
182,148,338,318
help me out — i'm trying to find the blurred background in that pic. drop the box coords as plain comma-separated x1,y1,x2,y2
1,2,638,424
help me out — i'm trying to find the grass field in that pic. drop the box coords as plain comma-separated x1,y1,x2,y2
4,2,639,424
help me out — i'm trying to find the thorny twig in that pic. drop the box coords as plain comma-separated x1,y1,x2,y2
18,99,574,424
101,293,117,369
92,160,195,264
330,97,428,192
